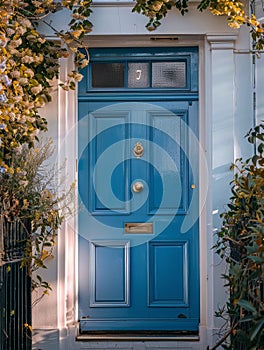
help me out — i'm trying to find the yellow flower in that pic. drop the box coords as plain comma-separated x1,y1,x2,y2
68,71,83,82
256,27,264,33
24,323,33,332
0,10,8,17
151,1,163,11
23,199,29,209
79,59,89,69
41,250,49,260
229,21,241,28
72,29,84,38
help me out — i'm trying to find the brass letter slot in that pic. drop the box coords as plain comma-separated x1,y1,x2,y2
125,223,153,234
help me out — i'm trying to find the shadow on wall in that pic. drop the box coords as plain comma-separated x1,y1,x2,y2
32,330,59,350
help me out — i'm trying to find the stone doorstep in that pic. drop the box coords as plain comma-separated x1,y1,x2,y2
76,333,200,342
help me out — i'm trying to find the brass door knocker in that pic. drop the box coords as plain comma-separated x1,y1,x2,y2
133,142,144,159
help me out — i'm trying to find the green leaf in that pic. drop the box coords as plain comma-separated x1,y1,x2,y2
257,142,264,154
245,242,260,253
248,255,263,264
250,318,264,341
237,300,257,314
252,155,259,165
36,275,42,282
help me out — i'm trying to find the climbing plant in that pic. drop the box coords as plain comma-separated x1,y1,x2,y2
0,0,89,299
0,0,92,173
213,123,264,349
132,0,264,50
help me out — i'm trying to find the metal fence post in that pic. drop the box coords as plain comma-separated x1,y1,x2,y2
0,218,32,350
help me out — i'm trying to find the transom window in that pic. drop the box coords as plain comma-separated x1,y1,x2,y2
91,60,187,89
78,47,199,94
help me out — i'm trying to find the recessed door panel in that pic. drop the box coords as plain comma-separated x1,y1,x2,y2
89,112,130,214
148,112,188,214
90,240,130,307
148,241,188,307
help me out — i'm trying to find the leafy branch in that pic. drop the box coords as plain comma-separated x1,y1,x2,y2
212,122,264,349
132,0,264,50
0,139,75,298
0,0,92,172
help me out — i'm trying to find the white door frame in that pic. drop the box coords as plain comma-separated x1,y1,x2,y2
55,33,238,348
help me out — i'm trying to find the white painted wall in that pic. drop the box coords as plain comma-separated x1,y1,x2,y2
32,3,256,349
256,55,264,125
38,2,237,36
32,86,59,330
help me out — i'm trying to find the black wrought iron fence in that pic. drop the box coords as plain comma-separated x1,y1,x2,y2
0,219,32,350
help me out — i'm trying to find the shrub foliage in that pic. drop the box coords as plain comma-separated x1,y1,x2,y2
214,122,264,349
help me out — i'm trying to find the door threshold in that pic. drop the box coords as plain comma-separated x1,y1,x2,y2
76,331,199,342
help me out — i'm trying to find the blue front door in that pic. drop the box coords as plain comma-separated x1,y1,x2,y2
78,48,199,332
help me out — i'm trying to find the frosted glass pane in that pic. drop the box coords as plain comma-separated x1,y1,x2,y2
128,62,150,88
92,63,125,88
152,62,186,88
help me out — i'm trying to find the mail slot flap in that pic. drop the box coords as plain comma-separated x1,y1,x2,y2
124,223,153,234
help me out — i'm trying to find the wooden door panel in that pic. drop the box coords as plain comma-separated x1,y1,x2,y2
148,241,188,307
89,111,130,214
90,240,130,307
148,111,188,214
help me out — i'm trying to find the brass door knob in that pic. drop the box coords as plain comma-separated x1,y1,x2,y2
132,182,144,193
